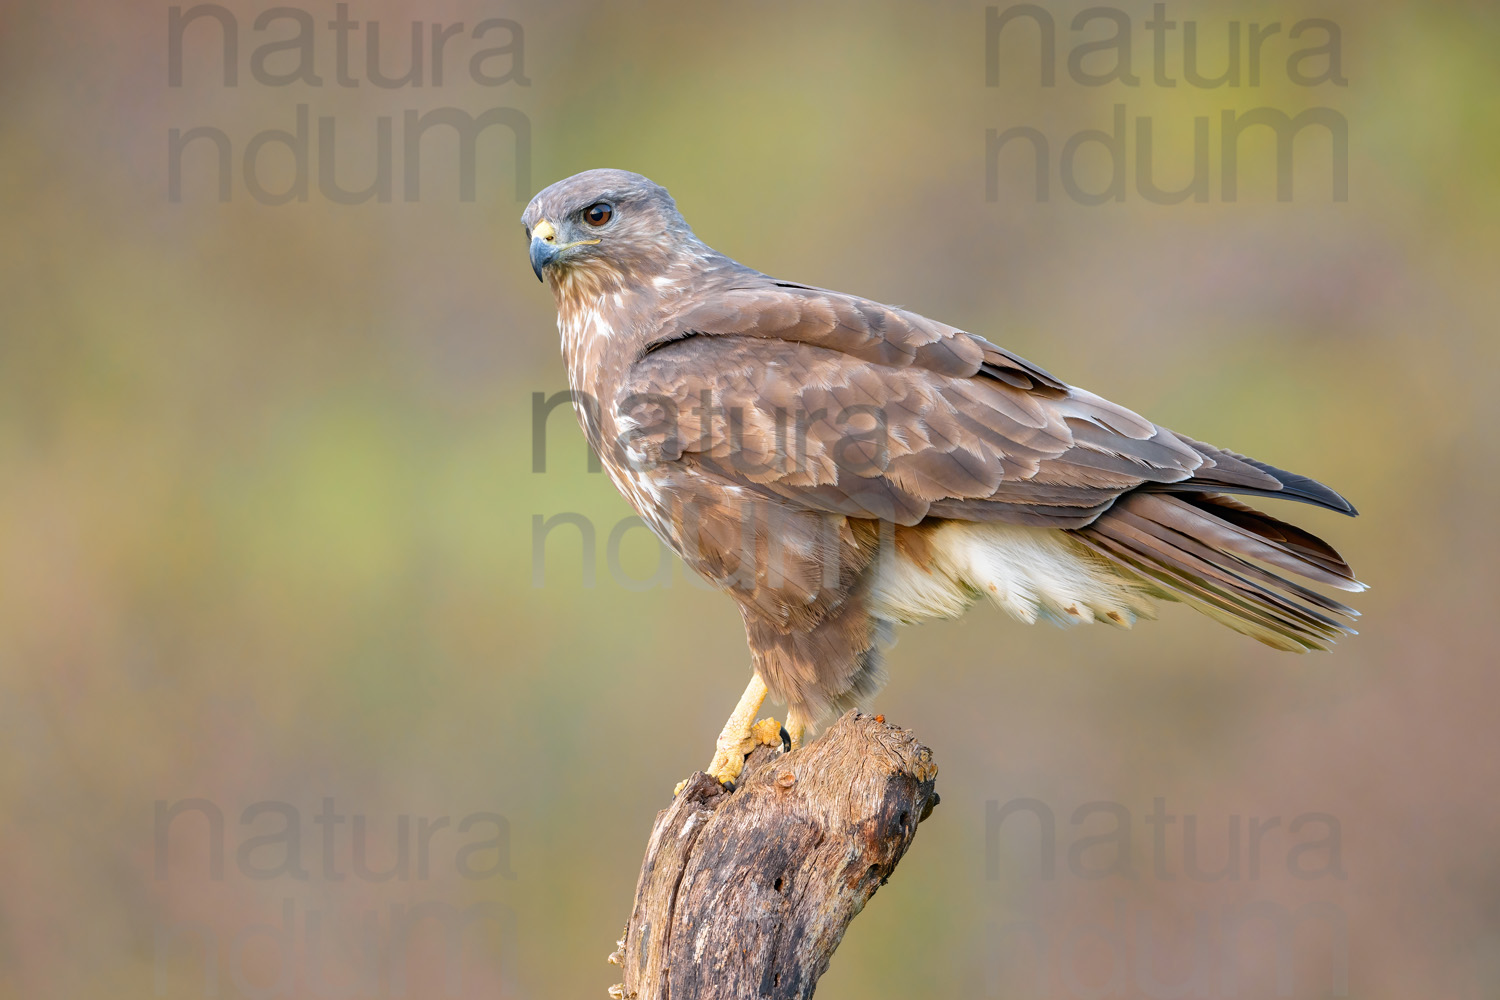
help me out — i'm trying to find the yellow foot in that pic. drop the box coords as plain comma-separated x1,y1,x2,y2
784,708,809,751
750,717,786,750
707,716,785,784
675,673,800,794
673,716,785,795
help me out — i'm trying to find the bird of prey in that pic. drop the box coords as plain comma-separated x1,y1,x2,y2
522,169,1362,788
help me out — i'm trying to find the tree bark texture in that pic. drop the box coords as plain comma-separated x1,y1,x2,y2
608,710,940,999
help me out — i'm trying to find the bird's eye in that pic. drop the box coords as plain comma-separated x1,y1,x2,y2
583,202,613,226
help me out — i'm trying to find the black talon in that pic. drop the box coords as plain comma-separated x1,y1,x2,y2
779,726,791,753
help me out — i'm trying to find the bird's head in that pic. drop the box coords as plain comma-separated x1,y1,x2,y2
521,169,694,291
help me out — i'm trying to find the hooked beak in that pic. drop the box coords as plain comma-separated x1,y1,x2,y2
529,219,559,281
527,218,601,282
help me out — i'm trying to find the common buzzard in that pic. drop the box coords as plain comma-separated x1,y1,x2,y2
522,169,1362,788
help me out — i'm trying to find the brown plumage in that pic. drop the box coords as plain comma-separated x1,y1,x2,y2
522,169,1362,782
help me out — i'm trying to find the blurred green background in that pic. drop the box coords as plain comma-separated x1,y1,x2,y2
2,1,1499,997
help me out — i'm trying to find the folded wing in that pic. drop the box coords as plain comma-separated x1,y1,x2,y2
622,277,1352,527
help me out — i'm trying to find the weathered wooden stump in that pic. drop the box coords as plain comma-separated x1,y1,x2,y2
608,711,939,999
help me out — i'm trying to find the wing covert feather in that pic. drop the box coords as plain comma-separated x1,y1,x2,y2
618,279,1209,526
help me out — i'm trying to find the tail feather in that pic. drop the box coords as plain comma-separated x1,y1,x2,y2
1104,506,1359,626
1139,493,1362,591
1182,494,1360,585
1074,491,1363,652
1085,514,1348,645
1082,533,1343,651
